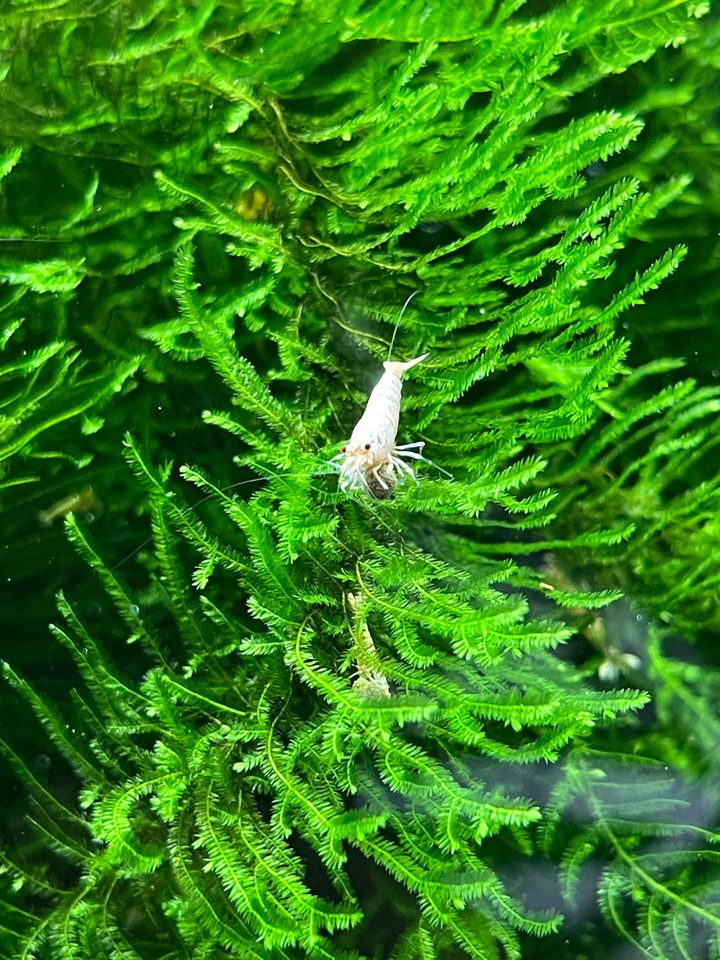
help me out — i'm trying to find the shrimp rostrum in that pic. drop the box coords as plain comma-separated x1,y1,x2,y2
335,353,430,496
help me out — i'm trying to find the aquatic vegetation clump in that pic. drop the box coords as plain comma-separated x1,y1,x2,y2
1,1,720,958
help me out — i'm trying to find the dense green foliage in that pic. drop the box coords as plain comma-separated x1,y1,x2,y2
2,1,720,958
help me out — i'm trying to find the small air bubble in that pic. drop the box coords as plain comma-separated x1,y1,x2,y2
129,604,140,617
622,321,629,329
86,602,102,620
479,308,486,315
635,614,643,622
33,754,51,774
583,160,606,179
712,369,720,378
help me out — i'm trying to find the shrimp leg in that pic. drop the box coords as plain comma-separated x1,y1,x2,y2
372,464,390,490
390,455,416,481
393,448,453,478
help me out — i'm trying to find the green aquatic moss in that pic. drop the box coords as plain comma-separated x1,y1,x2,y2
1,1,720,959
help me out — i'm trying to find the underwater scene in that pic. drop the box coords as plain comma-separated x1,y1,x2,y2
1,1,720,958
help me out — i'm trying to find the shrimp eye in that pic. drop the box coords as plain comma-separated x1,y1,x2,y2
341,445,347,453
364,443,371,450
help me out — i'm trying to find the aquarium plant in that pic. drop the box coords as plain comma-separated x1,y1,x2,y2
1,2,720,959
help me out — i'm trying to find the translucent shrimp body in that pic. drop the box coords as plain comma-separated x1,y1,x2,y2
337,354,427,495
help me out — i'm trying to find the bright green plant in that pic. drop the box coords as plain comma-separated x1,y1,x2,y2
0,144,137,510
1,2,720,959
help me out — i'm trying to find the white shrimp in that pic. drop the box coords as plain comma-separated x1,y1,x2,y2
336,353,428,495
334,292,444,496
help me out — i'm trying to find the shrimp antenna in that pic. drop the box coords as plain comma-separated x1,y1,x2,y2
387,289,420,362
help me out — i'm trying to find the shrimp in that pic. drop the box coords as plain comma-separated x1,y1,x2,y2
334,291,443,497
336,353,428,495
